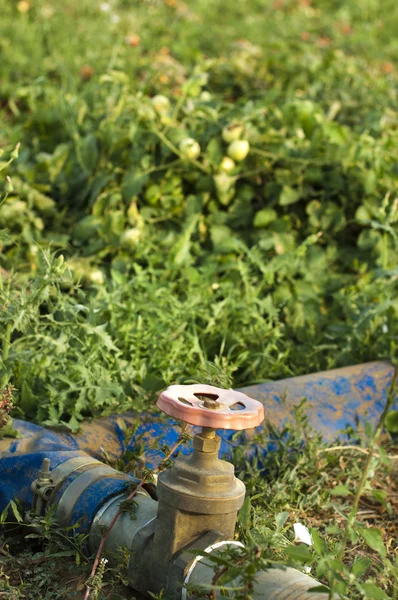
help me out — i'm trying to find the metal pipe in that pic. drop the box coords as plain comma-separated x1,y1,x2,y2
184,541,337,600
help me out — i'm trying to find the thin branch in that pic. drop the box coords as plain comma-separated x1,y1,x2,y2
151,127,210,175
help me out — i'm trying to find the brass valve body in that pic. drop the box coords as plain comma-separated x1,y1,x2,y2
145,431,245,596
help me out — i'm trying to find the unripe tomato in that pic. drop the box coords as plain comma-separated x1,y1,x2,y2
220,156,235,173
89,270,105,285
121,228,142,248
179,137,201,160
200,91,212,102
151,94,170,115
138,105,156,121
222,123,244,143
227,139,250,162
214,173,235,206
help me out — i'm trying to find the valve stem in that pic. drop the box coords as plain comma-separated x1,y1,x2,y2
200,426,216,439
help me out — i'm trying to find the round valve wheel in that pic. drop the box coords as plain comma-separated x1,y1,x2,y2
156,384,264,430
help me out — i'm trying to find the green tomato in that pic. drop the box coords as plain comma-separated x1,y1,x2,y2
220,156,236,173
200,91,212,102
179,137,201,160
222,123,244,143
151,94,170,115
121,228,142,248
227,139,250,162
138,104,156,121
214,173,235,206
89,269,105,285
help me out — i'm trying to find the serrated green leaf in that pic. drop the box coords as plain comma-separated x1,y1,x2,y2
361,583,389,599
351,557,371,578
330,484,352,496
360,528,386,558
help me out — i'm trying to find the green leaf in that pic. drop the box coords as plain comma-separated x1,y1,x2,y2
253,208,278,228
377,446,391,466
279,186,301,206
385,410,398,433
206,138,223,166
330,484,352,496
1,504,9,523
362,170,377,194
355,205,371,221
239,496,251,530
121,171,149,201
351,557,371,578
308,586,330,594
171,214,199,266
210,225,239,254
10,500,23,523
372,489,392,514
78,134,99,172
86,323,120,352
284,543,313,564
275,511,289,530
360,527,386,558
19,379,38,413
310,529,325,556
361,583,389,599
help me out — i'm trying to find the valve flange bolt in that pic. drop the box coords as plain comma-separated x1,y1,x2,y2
38,457,51,482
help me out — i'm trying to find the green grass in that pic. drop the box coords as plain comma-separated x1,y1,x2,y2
1,0,398,424
1,0,398,597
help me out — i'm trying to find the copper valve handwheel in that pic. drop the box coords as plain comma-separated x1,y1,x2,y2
156,384,264,430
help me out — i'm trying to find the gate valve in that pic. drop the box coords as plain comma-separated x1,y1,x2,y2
144,384,265,596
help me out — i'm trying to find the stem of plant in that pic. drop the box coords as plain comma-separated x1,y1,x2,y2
0,323,12,389
151,127,210,174
83,424,189,600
